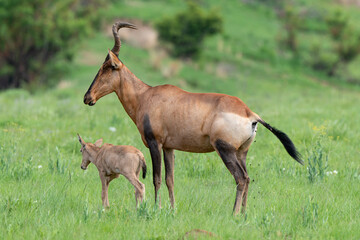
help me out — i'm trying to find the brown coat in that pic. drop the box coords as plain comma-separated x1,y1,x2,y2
82,22,302,215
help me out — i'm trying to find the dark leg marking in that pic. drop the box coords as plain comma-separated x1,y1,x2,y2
143,114,162,207
237,150,248,174
215,139,249,215
236,150,250,213
215,139,245,182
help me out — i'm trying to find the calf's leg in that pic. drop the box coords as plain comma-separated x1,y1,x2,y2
100,175,110,208
163,148,175,208
126,174,145,207
104,176,116,207
105,179,110,207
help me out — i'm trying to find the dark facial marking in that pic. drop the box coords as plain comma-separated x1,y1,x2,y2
84,53,114,105
87,71,99,93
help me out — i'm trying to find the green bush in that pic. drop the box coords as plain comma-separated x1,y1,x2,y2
325,10,360,76
307,141,329,183
276,4,301,55
0,0,108,90
326,10,347,40
308,41,338,73
156,1,223,58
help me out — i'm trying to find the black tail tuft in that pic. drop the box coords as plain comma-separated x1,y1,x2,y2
258,120,303,165
142,160,147,179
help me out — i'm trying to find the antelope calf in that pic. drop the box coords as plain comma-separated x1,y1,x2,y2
83,22,303,215
77,134,146,208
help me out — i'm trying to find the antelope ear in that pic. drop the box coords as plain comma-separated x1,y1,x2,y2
108,49,122,69
77,133,85,145
94,138,103,147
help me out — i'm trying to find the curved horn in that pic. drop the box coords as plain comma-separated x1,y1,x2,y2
111,22,137,56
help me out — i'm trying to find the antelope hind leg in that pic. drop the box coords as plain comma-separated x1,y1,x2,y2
214,139,249,216
236,150,251,214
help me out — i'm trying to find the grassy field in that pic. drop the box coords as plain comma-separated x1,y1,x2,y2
1,0,360,239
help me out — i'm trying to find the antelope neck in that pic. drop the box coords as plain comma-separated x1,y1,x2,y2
115,66,150,123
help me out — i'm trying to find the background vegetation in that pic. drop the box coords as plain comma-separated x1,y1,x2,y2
156,1,223,58
1,0,359,239
0,0,109,89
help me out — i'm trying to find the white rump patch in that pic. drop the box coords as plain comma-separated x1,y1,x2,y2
211,112,253,147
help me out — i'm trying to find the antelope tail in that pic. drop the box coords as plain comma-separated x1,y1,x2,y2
257,118,303,165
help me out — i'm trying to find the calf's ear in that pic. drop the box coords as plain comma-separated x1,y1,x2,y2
77,133,85,145
94,138,103,147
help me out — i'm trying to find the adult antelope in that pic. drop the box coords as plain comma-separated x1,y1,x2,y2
83,22,303,215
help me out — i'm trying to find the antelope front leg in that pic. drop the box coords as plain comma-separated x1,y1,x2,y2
143,115,162,208
100,175,109,208
149,143,162,208
163,148,175,209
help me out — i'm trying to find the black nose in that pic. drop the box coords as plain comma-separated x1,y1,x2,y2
81,166,86,170
84,94,95,106
83,95,89,104
83,92,93,105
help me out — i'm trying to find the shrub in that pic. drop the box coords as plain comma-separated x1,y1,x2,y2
276,4,301,55
325,10,360,76
308,41,338,73
156,1,223,58
307,140,329,183
326,10,347,40
0,0,108,90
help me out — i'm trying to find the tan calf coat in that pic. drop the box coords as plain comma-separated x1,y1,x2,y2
78,134,146,207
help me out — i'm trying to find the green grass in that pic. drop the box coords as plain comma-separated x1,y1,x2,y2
1,0,360,239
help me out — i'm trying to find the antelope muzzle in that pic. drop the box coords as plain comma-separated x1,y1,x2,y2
84,92,95,106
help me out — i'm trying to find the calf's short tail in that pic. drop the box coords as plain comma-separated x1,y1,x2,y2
257,118,303,165
140,156,147,179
